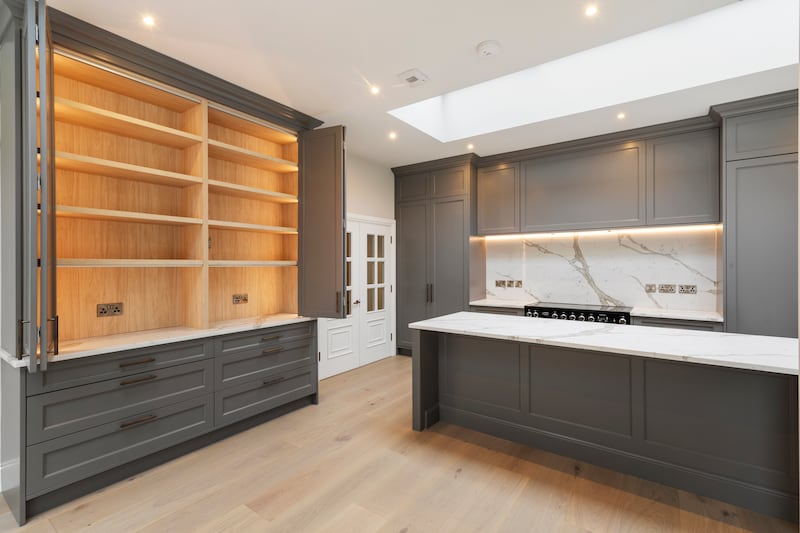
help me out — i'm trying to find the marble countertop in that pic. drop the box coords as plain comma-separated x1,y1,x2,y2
0,314,314,369
410,312,797,375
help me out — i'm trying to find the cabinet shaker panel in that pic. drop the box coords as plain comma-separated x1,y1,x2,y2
396,201,430,350
725,107,798,161
431,168,467,198
396,171,429,202
477,164,520,235
431,197,468,317
522,142,645,232
646,129,719,225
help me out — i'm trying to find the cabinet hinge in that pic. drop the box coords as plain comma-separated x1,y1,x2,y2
34,23,38,43
16,320,34,359
37,173,42,190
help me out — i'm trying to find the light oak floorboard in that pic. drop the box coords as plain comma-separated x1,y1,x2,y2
0,356,794,532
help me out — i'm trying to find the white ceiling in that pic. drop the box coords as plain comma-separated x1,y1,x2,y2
48,0,798,169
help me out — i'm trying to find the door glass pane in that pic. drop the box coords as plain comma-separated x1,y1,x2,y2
346,289,352,316
367,261,375,284
377,235,384,258
345,261,351,287
367,288,375,311
367,234,375,258
377,262,384,284
346,232,351,259
377,287,385,310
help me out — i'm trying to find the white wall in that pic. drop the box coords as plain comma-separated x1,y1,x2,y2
345,152,394,219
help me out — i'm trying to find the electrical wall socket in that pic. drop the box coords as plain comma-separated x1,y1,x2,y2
513,280,523,288
232,293,249,304
495,280,506,288
96,302,123,317
645,284,657,293
678,284,698,295
658,284,676,294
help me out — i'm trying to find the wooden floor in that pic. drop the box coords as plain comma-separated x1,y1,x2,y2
0,356,795,532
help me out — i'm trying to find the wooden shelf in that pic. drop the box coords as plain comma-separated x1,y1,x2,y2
208,139,298,173
55,97,203,149
208,179,297,203
57,259,204,267
57,205,203,226
208,220,297,234
209,260,297,267
208,106,296,145
54,54,198,113
56,152,203,187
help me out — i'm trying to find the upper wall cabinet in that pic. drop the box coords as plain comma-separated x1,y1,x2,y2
724,106,798,161
646,128,719,225
396,167,469,202
521,141,646,232
476,163,520,235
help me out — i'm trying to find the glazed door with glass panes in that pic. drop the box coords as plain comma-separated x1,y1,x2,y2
318,217,395,379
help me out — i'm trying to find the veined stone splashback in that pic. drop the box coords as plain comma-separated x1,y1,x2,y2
485,228,721,311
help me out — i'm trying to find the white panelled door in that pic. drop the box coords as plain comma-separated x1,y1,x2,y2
318,215,396,380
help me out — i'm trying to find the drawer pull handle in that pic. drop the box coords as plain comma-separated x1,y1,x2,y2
262,346,284,355
119,357,156,369
120,374,157,386
261,335,281,342
263,376,286,387
119,414,158,429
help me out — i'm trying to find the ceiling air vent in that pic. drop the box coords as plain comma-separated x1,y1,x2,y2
398,68,429,87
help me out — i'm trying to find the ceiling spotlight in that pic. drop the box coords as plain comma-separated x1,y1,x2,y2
370,85,380,95
388,131,397,140
617,112,626,120
585,5,598,17
142,15,155,27
467,144,475,150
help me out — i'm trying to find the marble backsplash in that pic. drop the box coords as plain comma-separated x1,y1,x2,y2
485,228,722,311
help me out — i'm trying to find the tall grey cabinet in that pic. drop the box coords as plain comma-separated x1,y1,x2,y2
394,155,483,352
712,91,798,338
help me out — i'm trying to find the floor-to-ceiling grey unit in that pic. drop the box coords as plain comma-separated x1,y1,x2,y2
393,155,484,352
713,91,798,338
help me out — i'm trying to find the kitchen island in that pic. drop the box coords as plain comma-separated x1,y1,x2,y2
409,312,798,521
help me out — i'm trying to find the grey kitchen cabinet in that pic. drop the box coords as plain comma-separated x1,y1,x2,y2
631,316,723,331
646,128,720,225
724,154,798,338
521,141,646,232
476,163,520,234
712,92,798,338
394,155,482,352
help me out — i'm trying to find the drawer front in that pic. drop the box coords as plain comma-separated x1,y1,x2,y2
27,359,213,445
632,317,723,331
214,322,313,356
26,395,213,497
27,340,213,396
216,336,314,390
215,365,316,427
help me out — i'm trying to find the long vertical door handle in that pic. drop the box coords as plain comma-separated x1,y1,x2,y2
336,291,341,313
425,284,430,303
430,283,434,303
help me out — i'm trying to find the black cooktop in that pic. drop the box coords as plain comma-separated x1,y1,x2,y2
524,302,632,324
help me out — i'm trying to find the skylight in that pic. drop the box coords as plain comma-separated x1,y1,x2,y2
388,0,799,142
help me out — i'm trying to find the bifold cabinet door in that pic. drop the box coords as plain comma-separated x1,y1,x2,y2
298,125,345,318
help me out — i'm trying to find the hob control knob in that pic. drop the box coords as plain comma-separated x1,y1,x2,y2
587,315,595,322
532,311,539,318
578,314,585,321
560,313,567,320
551,312,559,319
618,317,627,325
568,313,576,320
526,311,533,317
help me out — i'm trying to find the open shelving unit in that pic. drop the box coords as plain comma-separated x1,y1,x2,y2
50,52,301,347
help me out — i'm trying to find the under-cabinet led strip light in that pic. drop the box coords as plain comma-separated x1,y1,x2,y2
484,223,722,241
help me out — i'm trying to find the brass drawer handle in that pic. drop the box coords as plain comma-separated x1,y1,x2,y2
119,357,156,369
263,376,286,387
261,335,281,342
119,374,157,386
119,414,157,429
261,346,284,355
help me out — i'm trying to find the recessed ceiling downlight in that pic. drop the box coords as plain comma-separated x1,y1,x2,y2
142,15,155,27
388,131,397,140
585,5,598,17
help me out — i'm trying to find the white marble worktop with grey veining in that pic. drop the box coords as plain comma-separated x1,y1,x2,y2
410,312,797,375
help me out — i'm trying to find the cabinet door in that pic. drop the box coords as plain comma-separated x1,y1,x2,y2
396,201,429,350
725,106,798,161
298,125,345,318
646,129,719,225
477,164,520,234
396,171,429,202
522,142,645,232
431,197,468,318
725,154,798,337
431,167,467,198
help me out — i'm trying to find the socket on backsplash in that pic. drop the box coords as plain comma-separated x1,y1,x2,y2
495,280,506,288
658,284,676,294
645,284,657,293
513,280,523,288
679,284,698,295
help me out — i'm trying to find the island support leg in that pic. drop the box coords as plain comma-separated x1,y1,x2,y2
412,329,439,431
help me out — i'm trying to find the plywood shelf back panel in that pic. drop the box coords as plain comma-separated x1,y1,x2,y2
55,97,203,149
208,106,296,145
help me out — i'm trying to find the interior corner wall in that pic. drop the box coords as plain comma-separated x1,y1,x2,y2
345,152,394,219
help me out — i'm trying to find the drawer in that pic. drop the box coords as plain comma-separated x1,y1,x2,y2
26,395,213,497
27,340,213,396
214,322,313,356
631,316,723,331
215,365,316,427
27,359,213,445
216,336,314,390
